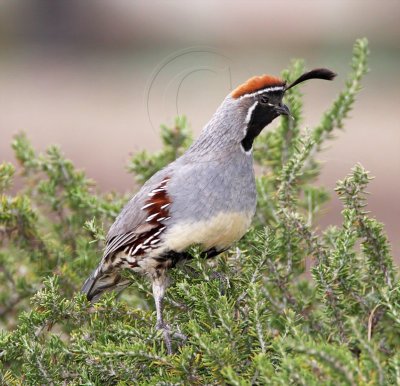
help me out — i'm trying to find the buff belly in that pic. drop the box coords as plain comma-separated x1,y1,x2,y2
113,211,253,276
163,211,254,252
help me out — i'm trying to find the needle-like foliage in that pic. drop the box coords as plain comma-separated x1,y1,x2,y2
1,38,399,385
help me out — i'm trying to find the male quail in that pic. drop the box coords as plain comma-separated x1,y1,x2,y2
82,68,336,353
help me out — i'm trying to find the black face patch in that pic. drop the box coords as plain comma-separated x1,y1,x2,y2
241,102,279,152
241,90,285,152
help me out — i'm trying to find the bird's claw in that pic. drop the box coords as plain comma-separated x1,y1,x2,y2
156,322,187,355
156,322,172,354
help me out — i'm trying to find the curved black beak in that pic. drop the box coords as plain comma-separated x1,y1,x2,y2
274,104,290,116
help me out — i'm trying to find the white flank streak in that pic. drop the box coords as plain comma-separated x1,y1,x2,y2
150,239,160,245
160,203,170,209
161,178,170,183
153,227,166,237
141,202,155,210
146,213,159,222
143,235,154,245
157,217,166,222
131,244,143,255
151,188,165,193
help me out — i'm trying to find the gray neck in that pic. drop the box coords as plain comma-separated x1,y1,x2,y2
184,97,248,161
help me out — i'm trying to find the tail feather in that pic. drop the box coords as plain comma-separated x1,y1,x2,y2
81,267,131,302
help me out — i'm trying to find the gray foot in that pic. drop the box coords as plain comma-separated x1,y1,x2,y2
156,322,172,354
156,322,187,355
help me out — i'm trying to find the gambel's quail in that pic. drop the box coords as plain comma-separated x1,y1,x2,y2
82,68,336,353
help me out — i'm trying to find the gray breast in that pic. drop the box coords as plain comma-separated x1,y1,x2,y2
167,149,257,223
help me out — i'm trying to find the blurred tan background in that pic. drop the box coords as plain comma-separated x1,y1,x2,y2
0,0,399,257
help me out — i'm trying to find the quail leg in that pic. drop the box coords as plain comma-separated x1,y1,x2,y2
152,275,173,354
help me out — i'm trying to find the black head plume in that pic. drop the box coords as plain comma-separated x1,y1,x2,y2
285,68,336,91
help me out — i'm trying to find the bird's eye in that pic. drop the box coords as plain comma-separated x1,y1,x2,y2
260,95,269,104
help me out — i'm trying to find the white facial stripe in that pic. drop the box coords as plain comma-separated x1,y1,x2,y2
239,85,285,99
245,101,258,124
241,101,258,155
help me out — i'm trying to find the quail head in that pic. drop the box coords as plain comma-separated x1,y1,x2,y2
82,67,336,353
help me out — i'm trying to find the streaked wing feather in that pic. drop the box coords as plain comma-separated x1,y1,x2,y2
102,176,172,261
103,231,140,258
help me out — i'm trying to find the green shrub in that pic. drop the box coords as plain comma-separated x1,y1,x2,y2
1,38,399,385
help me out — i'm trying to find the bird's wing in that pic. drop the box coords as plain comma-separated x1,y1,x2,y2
82,165,176,300
102,168,173,261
